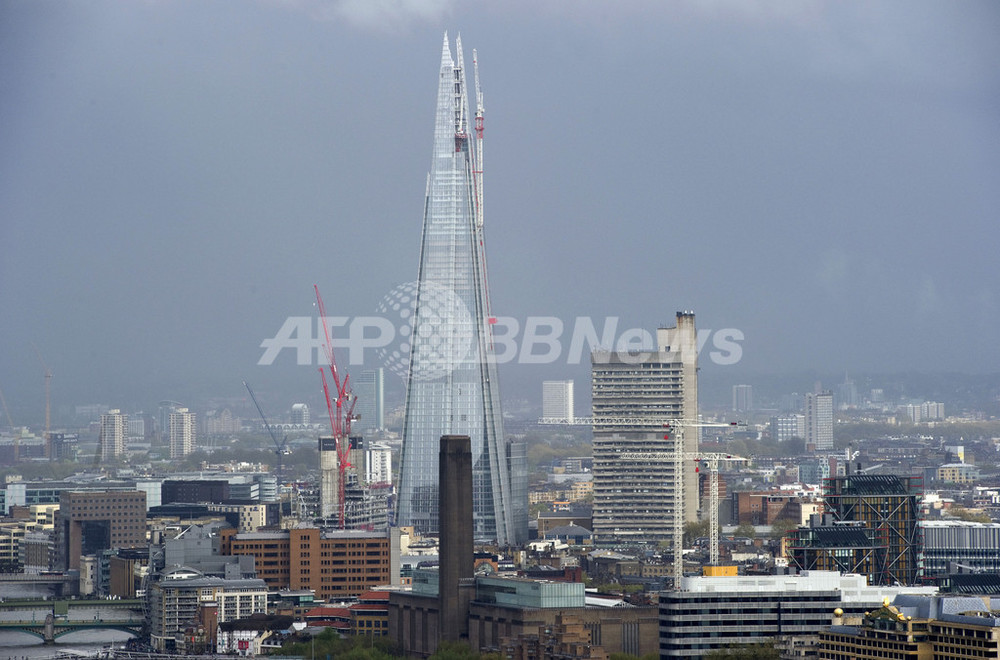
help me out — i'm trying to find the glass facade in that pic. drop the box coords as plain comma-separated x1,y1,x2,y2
397,35,521,545
476,576,585,609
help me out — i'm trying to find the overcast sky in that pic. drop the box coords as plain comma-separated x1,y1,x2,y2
1,1,997,420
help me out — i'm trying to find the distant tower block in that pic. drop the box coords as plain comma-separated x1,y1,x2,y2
806,391,834,451
169,408,196,459
100,409,127,460
353,369,385,433
542,380,575,422
732,384,753,413
290,403,310,425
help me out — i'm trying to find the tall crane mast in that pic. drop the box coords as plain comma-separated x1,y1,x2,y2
0,388,14,432
0,387,17,461
315,284,357,529
243,381,289,528
30,343,52,460
618,449,748,567
472,48,484,231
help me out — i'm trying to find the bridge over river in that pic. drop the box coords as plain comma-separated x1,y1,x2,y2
0,599,143,644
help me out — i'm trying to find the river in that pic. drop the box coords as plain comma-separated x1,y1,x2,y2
0,603,140,659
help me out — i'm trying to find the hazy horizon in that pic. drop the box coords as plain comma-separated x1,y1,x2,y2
2,2,998,426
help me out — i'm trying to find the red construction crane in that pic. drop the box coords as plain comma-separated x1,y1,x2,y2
314,284,357,529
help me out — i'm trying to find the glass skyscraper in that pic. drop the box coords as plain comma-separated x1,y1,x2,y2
396,35,523,545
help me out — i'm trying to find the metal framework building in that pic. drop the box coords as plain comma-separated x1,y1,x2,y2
788,474,922,586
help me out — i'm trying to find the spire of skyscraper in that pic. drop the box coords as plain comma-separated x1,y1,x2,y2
396,35,524,545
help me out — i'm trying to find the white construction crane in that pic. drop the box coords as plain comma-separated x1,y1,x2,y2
618,450,747,567
541,416,744,585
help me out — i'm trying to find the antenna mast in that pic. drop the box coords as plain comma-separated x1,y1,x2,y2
473,49,485,230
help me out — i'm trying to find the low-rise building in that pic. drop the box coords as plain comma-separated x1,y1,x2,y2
351,590,391,636
936,463,980,485
148,567,268,651
659,571,938,658
389,572,658,658
922,520,1000,577
819,594,1000,659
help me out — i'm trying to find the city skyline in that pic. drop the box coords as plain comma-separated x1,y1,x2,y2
1,3,998,417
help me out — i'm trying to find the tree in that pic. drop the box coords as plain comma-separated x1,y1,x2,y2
949,507,992,523
734,522,756,540
769,517,799,538
684,519,713,545
276,630,401,659
779,436,805,455
429,641,481,660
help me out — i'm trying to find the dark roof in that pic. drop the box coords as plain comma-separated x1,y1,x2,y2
546,524,593,537
791,526,876,548
938,573,1000,595
219,614,294,632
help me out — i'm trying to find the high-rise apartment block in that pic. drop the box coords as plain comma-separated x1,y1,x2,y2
169,408,196,459
805,391,834,451
366,443,392,485
290,403,310,425
397,35,524,545
100,409,127,460
353,369,385,433
542,380,575,422
590,312,699,543
732,384,753,412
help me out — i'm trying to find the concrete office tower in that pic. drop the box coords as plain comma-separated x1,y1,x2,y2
806,391,834,451
591,312,699,543
542,380,575,422
318,436,339,519
353,369,385,433
100,409,127,460
397,35,522,545
439,435,474,643
290,403,310,425
169,408,196,459
54,490,147,571
732,384,753,413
